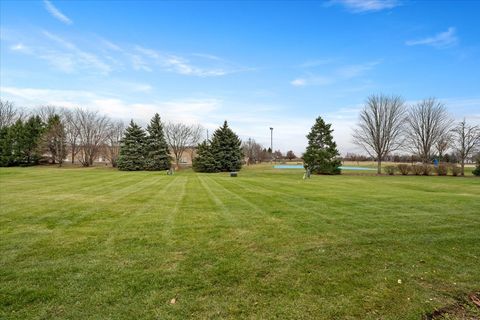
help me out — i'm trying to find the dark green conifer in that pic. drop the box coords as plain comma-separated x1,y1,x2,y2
192,140,218,172
117,120,147,171
210,121,243,172
145,113,171,170
10,116,44,166
303,116,341,175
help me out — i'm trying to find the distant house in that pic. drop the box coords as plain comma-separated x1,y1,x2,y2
173,146,197,167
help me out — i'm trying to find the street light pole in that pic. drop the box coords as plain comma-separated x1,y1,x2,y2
270,127,273,162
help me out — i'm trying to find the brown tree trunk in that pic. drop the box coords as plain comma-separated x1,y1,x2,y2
377,160,382,174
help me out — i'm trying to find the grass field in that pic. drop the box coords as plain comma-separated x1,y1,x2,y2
1,165,479,319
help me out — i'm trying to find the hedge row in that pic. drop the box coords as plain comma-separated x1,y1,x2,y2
384,163,464,176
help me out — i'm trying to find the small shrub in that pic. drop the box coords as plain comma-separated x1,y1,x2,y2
434,163,448,176
450,164,461,176
384,166,396,175
412,164,423,176
397,164,410,175
422,164,432,176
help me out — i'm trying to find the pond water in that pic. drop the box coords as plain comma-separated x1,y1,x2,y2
273,165,376,171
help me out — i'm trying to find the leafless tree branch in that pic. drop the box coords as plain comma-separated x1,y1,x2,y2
75,108,111,167
406,98,452,163
452,119,480,176
0,100,24,129
164,122,204,167
352,94,407,174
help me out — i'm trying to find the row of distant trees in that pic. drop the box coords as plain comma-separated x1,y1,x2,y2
116,116,244,172
2,96,478,175
343,151,469,165
0,101,126,167
0,100,245,172
241,138,297,164
0,100,204,168
352,95,480,175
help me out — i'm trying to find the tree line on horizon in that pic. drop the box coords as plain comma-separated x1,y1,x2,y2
0,100,245,172
0,101,124,167
0,101,204,169
0,99,302,172
351,95,480,176
0,97,478,176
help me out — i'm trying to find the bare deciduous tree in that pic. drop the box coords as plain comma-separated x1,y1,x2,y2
435,132,451,161
41,114,67,166
61,109,81,164
406,98,451,164
353,94,407,174
36,105,58,124
273,149,283,160
242,138,263,164
104,120,125,167
165,122,204,167
75,109,111,167
452,119,480,176
0,100,24,129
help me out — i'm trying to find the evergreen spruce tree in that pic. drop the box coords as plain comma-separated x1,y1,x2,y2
145,113,171,170
15,116,44,166
303,116,341,175
117,120,147,171
192,140,218,172
210,121,243,172
0,123,15,166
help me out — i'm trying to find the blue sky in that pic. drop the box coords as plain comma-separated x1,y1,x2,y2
1,0,479,154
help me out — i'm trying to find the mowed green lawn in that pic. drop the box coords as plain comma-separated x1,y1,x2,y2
1,165,479,319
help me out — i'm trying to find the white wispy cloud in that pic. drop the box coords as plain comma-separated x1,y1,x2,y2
336,61,380,78
43,0,73,25
405,27,458,48
9,43,29,52
4,26,246,78
326,0,400,13
129,54,153,72
0,86,221,125
291,78,307,87
291,76,334,87
134,45,247,77
100,38,122,52
9,30,113,74
291,61,379,87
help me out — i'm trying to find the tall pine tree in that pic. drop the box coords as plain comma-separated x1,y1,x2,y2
0,123,15,166
303,116,341,175
210,121,243,172
192,121,243,172
192,140,218,172
145,113,171,171
13,116,44,166
117,120,147,171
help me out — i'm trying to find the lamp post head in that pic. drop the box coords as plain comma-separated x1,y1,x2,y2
270,127,273,131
